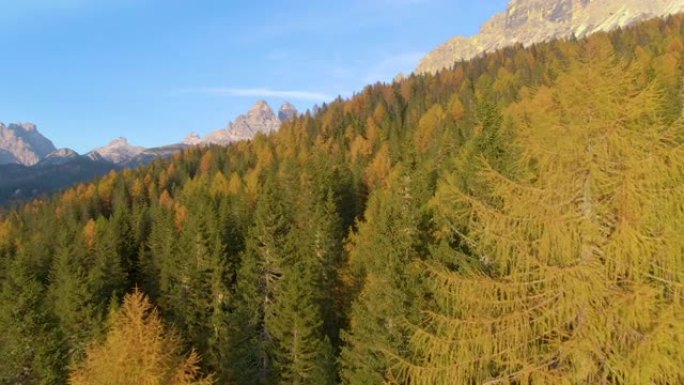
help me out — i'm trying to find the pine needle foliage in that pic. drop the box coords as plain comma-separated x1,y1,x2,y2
395,37,684,385
69,289,214,385
1,14,684,385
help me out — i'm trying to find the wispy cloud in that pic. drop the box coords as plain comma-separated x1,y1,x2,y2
181,87,332,102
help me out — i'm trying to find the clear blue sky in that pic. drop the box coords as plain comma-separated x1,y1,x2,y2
0,0,508,153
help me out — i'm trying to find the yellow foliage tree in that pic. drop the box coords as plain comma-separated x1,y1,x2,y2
414,103,446,153
199,151,215,175
0,218,13,251
396,41,684,384
83,219,97,252
364,144,392,190
209,171,230,197
159,190,175,209
447,94,465,122
69,290,213,385
131,178,146,201
350,134,372,163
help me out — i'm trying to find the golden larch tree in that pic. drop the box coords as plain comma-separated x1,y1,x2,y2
69,290,214,385
396,37,684,384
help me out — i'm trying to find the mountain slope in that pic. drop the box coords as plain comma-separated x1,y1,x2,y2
87,137,145,164
0,100,296,206
0,155,118,204
1,14,683,385
37,148,80,167
417,0,684,74
0,123,56,166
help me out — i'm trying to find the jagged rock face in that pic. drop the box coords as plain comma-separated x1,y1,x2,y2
37,148,80,167
0,123,57,166
228,99,281,139
183,132,202,145
192,100,297,146
278,102,298,122
87,137,145,164
417,0,684,74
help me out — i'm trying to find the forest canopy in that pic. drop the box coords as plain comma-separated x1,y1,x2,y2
1,14,683,385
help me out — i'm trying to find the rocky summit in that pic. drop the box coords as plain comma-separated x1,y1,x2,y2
278,102,298,122
416,0,684,74
0,122,56,166
87,137,145,164
189,100,297,146
37,148,80,167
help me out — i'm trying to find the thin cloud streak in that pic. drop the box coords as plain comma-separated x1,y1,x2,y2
183,87,332,102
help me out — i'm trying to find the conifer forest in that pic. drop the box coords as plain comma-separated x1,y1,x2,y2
1,15,684,385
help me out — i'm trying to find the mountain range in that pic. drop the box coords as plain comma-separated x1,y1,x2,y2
2,11,683,383
3,0,682,205
0,100,296,204
183,100,296,146
0,123,57,166
417,0,684,74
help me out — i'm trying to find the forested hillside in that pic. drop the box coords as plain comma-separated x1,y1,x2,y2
1,15,684,385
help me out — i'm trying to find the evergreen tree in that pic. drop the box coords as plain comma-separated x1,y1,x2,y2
397,41,684,384
0,253,66,385
69,290,214,385
341,167,428,385
141,201,178,303
227,180,291,384
267,172,342,385
173,199,231,377
49,236,102,360
87,217,128,311
269,259,335,385
0,14,683,384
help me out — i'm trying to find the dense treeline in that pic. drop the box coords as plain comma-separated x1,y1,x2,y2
1,15,684,385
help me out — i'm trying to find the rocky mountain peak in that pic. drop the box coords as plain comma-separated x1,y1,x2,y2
0,122,56,166
278,102,298,122
228,100,280,139
37,148,80,167
103,137,142,150
250,99,273,113
16,122,38,132
48,148,78,158
193,100,286,146
183,132,202,145
87,136,145,164
416,0,684,74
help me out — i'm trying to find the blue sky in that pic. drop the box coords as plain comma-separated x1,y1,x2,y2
0,0,508,153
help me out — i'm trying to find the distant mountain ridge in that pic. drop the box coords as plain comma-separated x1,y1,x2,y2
0,123,56,166
417,0,684,74
87,137,145,164
185,100,297,145
0,100,296,204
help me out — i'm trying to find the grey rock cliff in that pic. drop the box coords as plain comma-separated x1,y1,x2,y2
278,102,298,122
37,148,80,167
188,100,297,146
87,137,145,164
417,0,684,74
0,123,56,166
